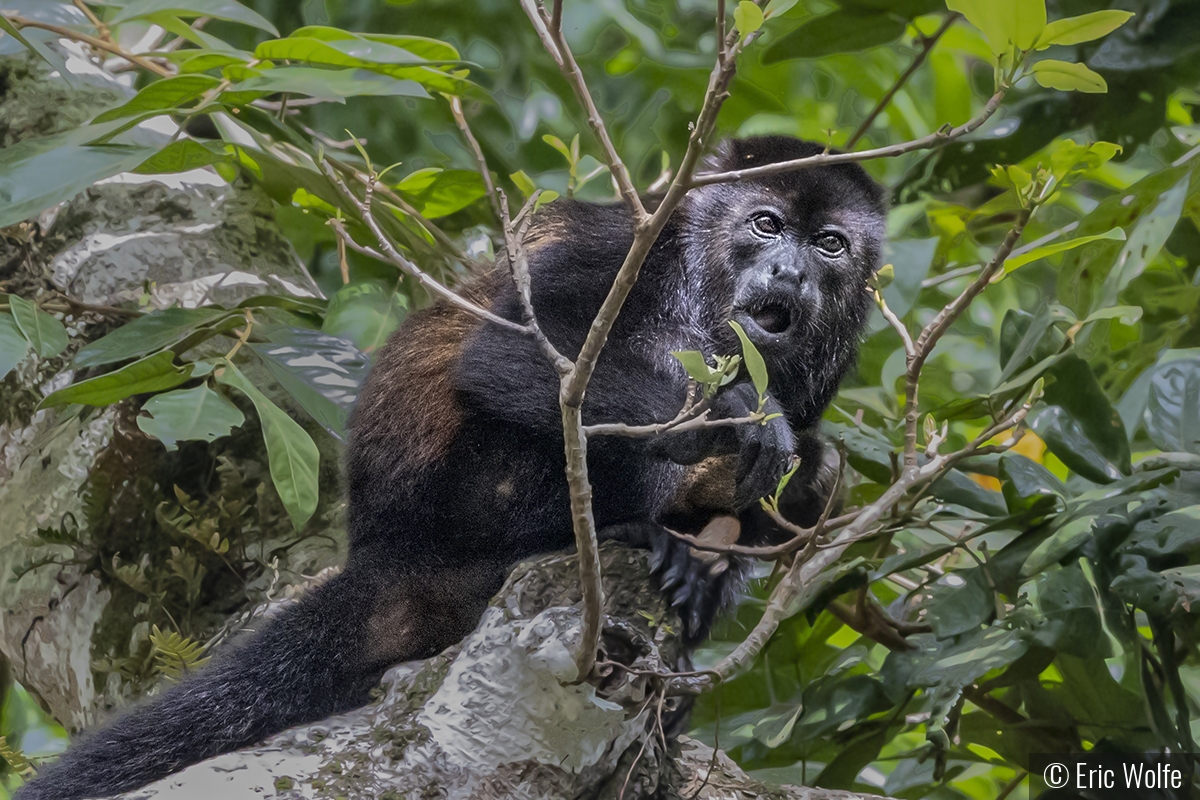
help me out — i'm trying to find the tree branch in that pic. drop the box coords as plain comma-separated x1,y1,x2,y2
4,15,171,77
903,208,1032,468
845,13,958,149
691,88,1007,187
448,95,504,224
520,0,646,219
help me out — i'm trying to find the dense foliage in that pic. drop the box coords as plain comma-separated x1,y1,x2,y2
2,0,1200,797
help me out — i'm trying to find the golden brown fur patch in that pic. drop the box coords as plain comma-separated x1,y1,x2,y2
353,270,506,470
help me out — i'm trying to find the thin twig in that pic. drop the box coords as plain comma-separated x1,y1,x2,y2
5,15,171,77
692,89,1007,187
584,411,762,438
875,288,915,356
72,0,110,41
845,14,958,149
903,209,1032,468
449,95,503,223
520,0,646,219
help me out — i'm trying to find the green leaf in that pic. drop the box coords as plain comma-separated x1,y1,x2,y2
0,124,161,229
40,351,193,409
1001,228,1126,275
231,68,431,103
215,361,320,529
1000,452,1067,510
253,36,471,96
763,9,905,62
7,295,67,359
322,282,407,354
394,168,487,218
111,0,279,35
1034,355,1132,482
946,0,1026,55
1012,0,1047,51
1030,60,1108,93
1035,10,1134,49
728,320,769,402
288,26,460,61
136,385,245,450
1081,305,1142,327
918,568,993,638
94,75,220,123
509,170,537,197
1144,360,1200,455
74,307,234,368
671,350,721,384
1022,514,1096,576
247,326,369,443
134,140,232,175
734,0,764,37
0,312,31,380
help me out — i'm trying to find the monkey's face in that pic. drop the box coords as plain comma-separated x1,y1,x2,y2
686,136,887,420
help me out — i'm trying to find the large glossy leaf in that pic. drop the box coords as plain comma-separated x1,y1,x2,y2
110,0,279,34
930,469,1007,516
94,75,220,123
40,351,193,408
1022,514,1097,577
1034,355,1131,483
1144,359,1200,455
1116,349,1200,438
1119,506,1200,560
882,626,1029,730
762,10,905,63
6,295,67,359
0,124,161,229
74,307,235,368
247,326,369,442
917,568,993,638
215,361,319,529
231,67,430,103
1027,563,1109,659
1000,451,1068,512
136,385,245,450
0,312,31,380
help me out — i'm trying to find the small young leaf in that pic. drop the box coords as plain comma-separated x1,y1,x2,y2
111,0,279,34
41,351,194,408
1030,60,1108,93
7,295,68,359
137,385,246,450
542,134,572,162
509,170,537,198
729,320,770,402
215,361,320,529
734,0,765,37
1035,10,1134,49
671,350,720,384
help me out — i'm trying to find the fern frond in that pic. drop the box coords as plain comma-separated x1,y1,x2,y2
149,625,211,679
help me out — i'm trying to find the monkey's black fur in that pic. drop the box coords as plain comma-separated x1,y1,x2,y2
17,137,884,800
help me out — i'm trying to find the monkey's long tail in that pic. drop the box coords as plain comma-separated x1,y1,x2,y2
14,560,490,800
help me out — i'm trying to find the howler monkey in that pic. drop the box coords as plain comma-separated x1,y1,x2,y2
17,136,884,800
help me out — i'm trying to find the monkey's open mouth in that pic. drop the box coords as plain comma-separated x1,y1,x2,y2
750,303,793,334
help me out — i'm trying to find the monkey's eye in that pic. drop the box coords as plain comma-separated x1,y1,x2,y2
813,231,847,256
750,212,784,238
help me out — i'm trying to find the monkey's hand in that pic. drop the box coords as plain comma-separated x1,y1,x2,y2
713,383,797,511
